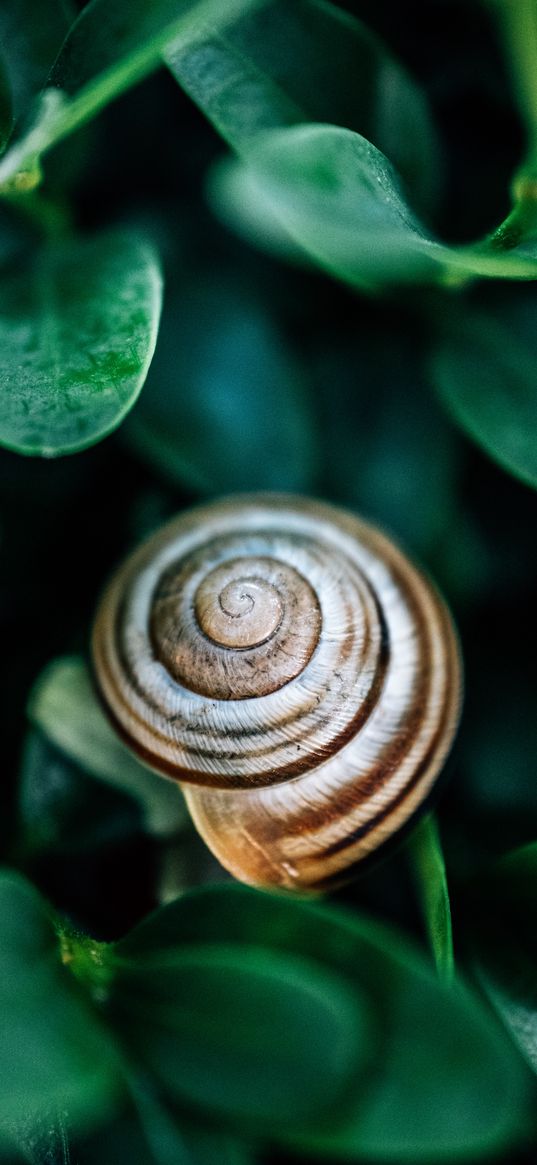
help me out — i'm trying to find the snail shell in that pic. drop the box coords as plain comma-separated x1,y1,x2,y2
92,494,462,891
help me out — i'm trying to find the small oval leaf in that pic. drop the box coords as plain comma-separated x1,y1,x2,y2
117,884,533,1159
0,231,163,456
110,942,371,1131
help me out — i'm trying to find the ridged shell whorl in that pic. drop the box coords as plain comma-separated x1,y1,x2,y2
92,494,462,890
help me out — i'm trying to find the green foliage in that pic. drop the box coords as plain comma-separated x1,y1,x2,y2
111,886,532,1159
127,276,318,492
430,287,537,488
0,871,121,1129
113,942,370,1131
223,123,537,289
0,0,261,191
471,843,537,1075
0,58,13,155
165,0,439,212
2,871,533,1161
1,1,537,1162
0,232,162,455
0,0,73,139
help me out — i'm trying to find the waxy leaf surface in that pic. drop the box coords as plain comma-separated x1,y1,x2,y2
0,232,162,456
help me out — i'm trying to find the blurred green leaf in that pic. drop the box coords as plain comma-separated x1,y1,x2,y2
130,1077,258,1165
0,57,13,155
76,1102,254,1165
227,124,537,289
465,664,537,813
127,277,318,493
0,0,73,131
116,884,532,1159
230,125,442,289
0,870,121,1127
409,814,454,984
430,289,537,488
109,941,370,1133
18,730,144,854
0,231,163,456
0,0,262,191
313,326,460,556
206,154,305,263
471,842,537,1075
29,657,186,836
166,0,439,213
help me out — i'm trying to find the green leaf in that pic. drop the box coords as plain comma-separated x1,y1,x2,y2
130,1078,258,1165
430,289,537,488
311,322,460,556
165,0,439,212
240,124,441,288
0,231,163,456
0,0,262,192
206,153,306,263
127,277,318,493
76,1103,253,1165
116,885,532,1159
471,842,537,1075
18,730,145,854
217,123,537,289
0,870,121,1127
109,941,370,1134
28,657,186,835
408,814,454,984
0,0,73,130
0,56,13,155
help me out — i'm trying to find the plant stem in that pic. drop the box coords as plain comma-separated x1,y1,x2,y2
409,813,454,985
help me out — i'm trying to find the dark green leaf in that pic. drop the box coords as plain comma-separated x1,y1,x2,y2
0,0,261,191
165,0,439,213
471,843,537,1075
0,870,121,1126
18,729,145,854
127,278,318,493
312,323,460,556
0,231,163,456
28,657,186,835
430,289,537,488
116,884,532,1159
109,941,370,1132
0,56,13,155
0,0,73,129
131,1078,257,1165
76,1103,253,1165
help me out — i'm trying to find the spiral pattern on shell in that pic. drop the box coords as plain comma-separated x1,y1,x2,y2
92,494,462,890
